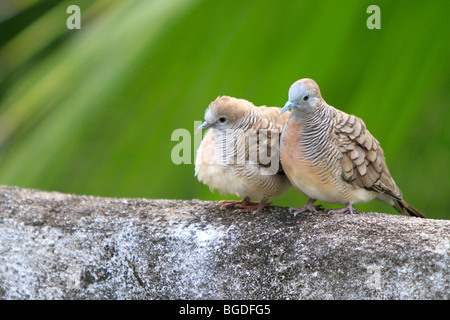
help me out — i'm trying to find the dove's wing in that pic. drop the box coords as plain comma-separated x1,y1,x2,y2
247,106,289,173
332,110,402,199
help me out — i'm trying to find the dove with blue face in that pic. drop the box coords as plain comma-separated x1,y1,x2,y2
280,78,425,218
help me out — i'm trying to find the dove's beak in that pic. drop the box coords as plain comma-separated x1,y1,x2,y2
281,101,295,114
195,121,212,133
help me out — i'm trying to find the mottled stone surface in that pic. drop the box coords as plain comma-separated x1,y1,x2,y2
0,186,448,299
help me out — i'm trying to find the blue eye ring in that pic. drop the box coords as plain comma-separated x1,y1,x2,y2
303,94,311,102
219,117,227,123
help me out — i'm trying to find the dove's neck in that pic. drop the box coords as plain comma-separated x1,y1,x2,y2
296,102,336,161
290,101,330,124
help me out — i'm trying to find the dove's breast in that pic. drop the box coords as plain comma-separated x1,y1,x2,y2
195,128,289,201
280,116,375,204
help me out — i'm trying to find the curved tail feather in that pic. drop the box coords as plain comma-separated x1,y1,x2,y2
394,199,426,218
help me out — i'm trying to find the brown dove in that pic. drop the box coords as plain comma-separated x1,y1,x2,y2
280,78,426,218
195,96,291,213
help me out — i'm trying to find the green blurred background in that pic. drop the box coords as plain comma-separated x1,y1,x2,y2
0,0,448,219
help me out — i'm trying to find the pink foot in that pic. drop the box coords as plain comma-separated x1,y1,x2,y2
219,196,255,209
289,198,322,216
328,202,358,214
219,196,270,213
236,198,271,214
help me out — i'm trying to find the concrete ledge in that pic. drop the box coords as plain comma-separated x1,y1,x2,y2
0,186,448,299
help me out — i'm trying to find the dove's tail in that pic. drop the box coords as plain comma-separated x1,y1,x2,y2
393,199,426,218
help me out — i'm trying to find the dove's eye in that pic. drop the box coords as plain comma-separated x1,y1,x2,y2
219,117,227,123
303,94,311,102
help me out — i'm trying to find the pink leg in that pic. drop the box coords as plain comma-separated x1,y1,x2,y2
328,202,357,214
289,198,322,215
219,196,256,209
236,197,272,214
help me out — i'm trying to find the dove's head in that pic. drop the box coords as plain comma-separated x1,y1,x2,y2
281,78,322,116
196,96,251,132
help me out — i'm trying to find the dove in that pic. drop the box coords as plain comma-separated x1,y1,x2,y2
280,78,426,218
195,95,291,213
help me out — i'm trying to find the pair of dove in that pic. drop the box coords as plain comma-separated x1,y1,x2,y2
195,78,426,218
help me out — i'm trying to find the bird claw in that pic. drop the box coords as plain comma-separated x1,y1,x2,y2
218,199,257,210
289,205,317,216
288,199,322,216
327,204,358,214
234,201,272,214
220,197,270,214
